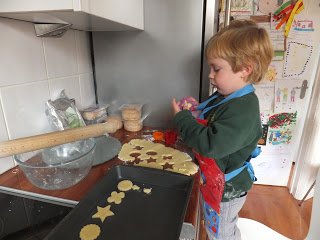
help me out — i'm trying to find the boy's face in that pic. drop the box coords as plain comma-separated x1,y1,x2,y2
207,57,249,97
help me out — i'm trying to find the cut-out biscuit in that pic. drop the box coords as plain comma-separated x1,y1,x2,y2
92,205,114,223
117,180,133,191
143,188,152,194
171,161,199,176
107,191,125,204
79,224,101,240
132,185,140,191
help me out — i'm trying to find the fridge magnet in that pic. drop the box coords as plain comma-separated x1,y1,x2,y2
267,112,297,145
265,65,278,81
258,124,269,145
298,80,308,99
265,61,283,81
283,41,313,79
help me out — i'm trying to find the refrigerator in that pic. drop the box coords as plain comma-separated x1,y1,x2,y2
92,0,219,128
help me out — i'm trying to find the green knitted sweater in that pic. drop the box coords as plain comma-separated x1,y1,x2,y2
173,92,262,201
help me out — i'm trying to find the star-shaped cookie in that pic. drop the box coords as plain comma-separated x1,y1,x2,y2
92,205,114,222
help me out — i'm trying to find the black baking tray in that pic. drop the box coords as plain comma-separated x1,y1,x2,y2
45,165,194,240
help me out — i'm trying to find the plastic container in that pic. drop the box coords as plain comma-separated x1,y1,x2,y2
81,104,109,121
119,104,143,121
14,138,96,190
153,131,164,141
104,114,123,130
164,130,178,145
124,120,143,132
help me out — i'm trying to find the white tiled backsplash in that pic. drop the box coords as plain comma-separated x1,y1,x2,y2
0,18,95,174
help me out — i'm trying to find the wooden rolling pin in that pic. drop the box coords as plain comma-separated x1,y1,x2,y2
0,121,119,158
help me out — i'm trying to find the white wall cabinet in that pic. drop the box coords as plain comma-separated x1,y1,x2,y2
0,0,144,31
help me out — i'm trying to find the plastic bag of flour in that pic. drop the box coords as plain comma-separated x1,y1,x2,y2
45,90,85,130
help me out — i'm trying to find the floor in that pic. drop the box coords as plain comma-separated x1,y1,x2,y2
199,165,313,240
239,184,312,240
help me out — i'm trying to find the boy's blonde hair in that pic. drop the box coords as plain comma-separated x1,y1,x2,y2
206,20,273,84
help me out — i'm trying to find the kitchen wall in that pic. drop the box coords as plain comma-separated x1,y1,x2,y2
0,18,95,174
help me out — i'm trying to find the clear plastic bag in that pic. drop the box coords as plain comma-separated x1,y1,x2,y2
45,90,85,130
81,104,109,121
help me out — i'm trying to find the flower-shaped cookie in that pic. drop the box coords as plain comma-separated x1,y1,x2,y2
107,191,125,204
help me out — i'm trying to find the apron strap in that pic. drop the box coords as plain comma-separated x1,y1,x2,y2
251,146,261,158
197,84,255,119
225,161,257,182
224,146,261,182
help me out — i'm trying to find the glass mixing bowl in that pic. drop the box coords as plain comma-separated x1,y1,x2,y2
14,138,96,190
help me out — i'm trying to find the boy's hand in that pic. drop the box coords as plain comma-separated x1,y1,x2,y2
172,98,181,115
178,97,199,111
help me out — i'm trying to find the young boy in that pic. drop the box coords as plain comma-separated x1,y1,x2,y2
172,20,273,240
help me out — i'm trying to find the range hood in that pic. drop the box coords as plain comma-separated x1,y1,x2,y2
0,0,144,31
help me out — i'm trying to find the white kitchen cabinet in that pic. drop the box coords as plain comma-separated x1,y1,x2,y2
0,0,144,31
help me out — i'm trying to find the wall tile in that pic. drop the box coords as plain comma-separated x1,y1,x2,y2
79,73,96,109
0,156,15,175
0,19,94,175
0,99,14,174
0,81,51,139
0,99,8,141
49,76,82,107
76,31,93,74
43,30,78,79
0,18,47,87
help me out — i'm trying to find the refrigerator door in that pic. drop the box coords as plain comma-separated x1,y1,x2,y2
201,0,220,101
93,0,218,127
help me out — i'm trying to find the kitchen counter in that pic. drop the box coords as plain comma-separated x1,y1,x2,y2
0,127,200,239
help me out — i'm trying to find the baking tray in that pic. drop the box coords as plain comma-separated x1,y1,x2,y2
45,165,193,240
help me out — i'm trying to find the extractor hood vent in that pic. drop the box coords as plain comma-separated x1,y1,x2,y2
34,23,72,38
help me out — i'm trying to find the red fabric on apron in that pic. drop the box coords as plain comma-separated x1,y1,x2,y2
195,119,225,214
